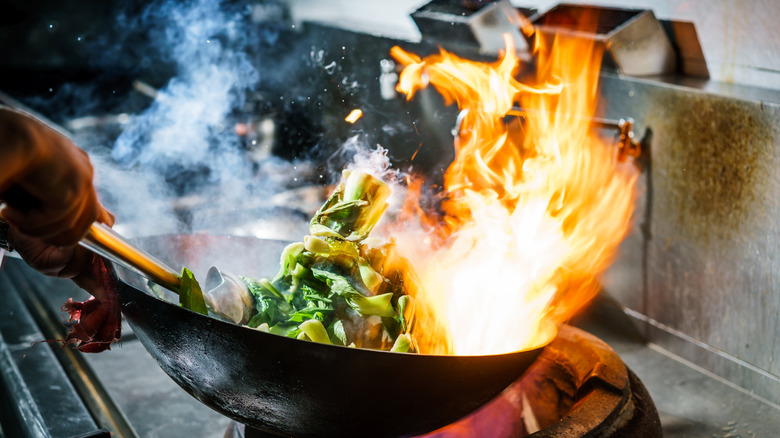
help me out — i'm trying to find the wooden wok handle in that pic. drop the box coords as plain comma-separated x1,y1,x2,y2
80,222,182,293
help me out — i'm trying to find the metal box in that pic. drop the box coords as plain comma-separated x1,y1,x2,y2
529,4,677,77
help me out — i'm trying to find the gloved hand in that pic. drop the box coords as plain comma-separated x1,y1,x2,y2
0,106,114,291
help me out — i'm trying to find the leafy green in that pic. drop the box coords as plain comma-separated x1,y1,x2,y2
310,170,391,241
391,334,415,353
299,319,331,344
185,171,418,352
242,277,292,328
274,242,305,281
397,295,415,333
347,293,395,317
179,267,208,315
330,320,348,346
311,268,360,295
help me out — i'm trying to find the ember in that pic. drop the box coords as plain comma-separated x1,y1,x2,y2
345,108,363,123
390,33,638,355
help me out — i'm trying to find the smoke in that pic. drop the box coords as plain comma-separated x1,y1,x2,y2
112,0,257,178
23,0,406,240
95,0,309,237
91,153,181,236
342,135,407,211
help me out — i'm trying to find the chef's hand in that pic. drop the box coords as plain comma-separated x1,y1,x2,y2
0,106,114,290
4,221,114,292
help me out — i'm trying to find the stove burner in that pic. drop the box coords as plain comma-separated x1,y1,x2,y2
224,325,661,438
515,325,661,437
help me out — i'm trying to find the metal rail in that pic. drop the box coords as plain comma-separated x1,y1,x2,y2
7,266,140,438
0,329,50,438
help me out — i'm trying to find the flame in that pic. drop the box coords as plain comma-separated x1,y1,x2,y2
345,109,363,123
389,33,637,355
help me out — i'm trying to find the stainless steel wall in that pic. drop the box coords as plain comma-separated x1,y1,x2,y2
521,0,780,92
600,74,780,406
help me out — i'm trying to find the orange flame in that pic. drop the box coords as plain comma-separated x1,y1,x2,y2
345,108,363,123
389,34,637,355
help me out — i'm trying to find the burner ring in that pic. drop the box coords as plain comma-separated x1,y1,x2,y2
522,325,662,437
231,325,662,438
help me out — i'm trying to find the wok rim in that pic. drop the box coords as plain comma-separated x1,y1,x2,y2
120,274,556,358
114,233,557,358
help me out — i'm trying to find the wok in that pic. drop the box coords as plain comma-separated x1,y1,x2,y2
112,234,554,437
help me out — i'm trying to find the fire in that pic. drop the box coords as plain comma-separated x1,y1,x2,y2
389,34,637,355
345,108,363,123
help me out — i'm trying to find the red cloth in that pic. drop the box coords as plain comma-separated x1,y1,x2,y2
61,255,121,352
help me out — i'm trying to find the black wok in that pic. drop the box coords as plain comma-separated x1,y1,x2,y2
112,234,553,437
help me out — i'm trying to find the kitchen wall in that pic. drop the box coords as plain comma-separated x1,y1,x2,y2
524,0,780,91
599,73,780,407
526,0,780,408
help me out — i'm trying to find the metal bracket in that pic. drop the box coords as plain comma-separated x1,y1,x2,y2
596,116,642,162
505,107,641,162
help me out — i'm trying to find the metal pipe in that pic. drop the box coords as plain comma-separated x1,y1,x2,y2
11,268,139,438
504,106,641,162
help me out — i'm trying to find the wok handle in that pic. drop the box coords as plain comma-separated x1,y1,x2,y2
80,222,181,293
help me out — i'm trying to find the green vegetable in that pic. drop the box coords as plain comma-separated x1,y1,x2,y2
299,319,332,344
179,267,208,315
310,170,391,242
243,277,292,328
358,259,383,293
330,320,348,346
397,295,415,333
391,334,415,353
177,171,419,353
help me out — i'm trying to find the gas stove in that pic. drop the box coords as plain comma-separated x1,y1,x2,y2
2,1,780,437
2,256,664,438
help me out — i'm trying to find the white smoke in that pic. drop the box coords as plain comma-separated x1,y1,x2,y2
100,0,305,236
342,135,408,213
90,153,180,237
82,0,401,240
112,0,257,177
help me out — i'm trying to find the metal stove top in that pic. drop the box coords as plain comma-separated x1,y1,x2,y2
1,252,778,437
